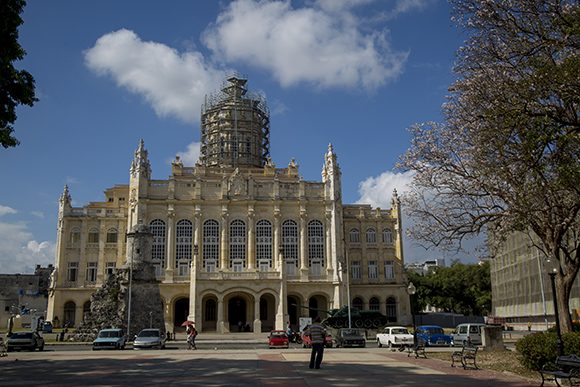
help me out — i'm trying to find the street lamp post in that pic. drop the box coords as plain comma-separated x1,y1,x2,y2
407,282,417,348
547,261,563,356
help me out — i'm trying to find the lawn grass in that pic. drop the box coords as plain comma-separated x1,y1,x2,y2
427,348,540,382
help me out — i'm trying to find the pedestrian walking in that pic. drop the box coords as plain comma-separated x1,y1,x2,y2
304,316,326,369
186,325,197,350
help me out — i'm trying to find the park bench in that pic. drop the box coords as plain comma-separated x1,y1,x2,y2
540,354,580,387
451,344,478,369
407,343,427,359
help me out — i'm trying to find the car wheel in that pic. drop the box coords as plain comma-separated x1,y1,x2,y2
388,341,393,349
377,340,382,348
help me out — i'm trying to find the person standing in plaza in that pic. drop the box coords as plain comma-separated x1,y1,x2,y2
304,316,326,369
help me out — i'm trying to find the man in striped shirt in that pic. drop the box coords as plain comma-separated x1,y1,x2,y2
305,316,327,369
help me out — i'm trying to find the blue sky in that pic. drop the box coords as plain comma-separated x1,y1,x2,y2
0,0,480,274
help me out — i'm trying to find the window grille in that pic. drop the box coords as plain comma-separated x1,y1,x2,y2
256,220,272,269
176,219,192,268
229,219,246,269
203,220,219,271
150,219,166,271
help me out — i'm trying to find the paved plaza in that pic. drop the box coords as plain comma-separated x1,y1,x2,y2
0,345,535,387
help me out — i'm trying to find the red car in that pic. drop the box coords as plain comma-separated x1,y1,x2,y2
268,330,289,349
301,332,333,348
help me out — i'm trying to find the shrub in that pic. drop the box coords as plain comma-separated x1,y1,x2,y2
517,331,580,370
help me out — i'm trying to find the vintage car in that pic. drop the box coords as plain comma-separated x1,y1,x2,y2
415,325,453,347
133,329,166,350
268,330,289,349
335,328,366,348
376,326,414,348
6,331,45,352
301,332,333,348
93,328,127,350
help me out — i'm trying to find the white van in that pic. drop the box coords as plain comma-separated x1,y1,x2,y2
452,323,485,346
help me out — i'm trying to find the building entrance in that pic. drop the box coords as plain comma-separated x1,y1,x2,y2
228,297,247,332
174,298,189,327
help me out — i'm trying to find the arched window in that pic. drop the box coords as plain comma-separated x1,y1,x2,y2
349,228,360,243
88,228,99,244
150,220,166,277
63,301,76,327
366,228,376,244
69,227,81,247
308,220,324,276
106,228,118,244
256,220,272,270
229,220,246,271
203,220,219,272
176,219,192,276
282,220,299,275
386,297,397,321
352,297,364,311
369,297,380,311
383,228,393,244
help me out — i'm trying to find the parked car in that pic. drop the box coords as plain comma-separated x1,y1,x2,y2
376,326,414,348
6,331,45,352
452,323,485,346
302,332,333,348
268,330,289,349
415,325,453,347
335,328,366,348
133,329,165,350
93,328,127,350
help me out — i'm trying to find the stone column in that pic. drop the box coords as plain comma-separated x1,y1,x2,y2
325,210,333,274
247,207,255,270
273,207,281,270
299,210,308,278
253,297,261,333
165,210,175,282
220,207,229,270
217,298,226,333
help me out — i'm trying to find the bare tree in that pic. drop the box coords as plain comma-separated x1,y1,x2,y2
399,0,580,332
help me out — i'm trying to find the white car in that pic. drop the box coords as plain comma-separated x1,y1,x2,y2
376,326,414,348
133,329,166,350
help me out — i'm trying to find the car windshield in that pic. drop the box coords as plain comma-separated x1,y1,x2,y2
11,332,33,338
392,328,409,334
341,329,362,336
98,330,122,338
425,327,444,334
271,332,286,338
138,330,159,338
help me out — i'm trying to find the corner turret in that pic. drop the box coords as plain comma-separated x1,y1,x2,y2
128,139,151,229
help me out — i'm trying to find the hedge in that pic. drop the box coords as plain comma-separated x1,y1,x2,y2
516,331,580,370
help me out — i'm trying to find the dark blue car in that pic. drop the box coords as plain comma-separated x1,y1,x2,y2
415,325,453,346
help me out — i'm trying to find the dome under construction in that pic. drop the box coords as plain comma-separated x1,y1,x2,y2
199,77,270,168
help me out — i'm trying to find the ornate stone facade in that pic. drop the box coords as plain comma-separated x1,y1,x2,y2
47,77,410,334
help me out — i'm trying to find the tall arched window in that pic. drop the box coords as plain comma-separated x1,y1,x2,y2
366,228,376,244
203,220,219,272
69,227,81,247
352,297,364,311
386,296,397,321
176,219,192,276
349,228,360,243
282,220,299,275
256,220,272,271
63,301,76,327
369,297,380,311
106,228,118,244
150,219,166,278
88,228,99,244
308,220,324,276
230,220,246,271
383,228,393,244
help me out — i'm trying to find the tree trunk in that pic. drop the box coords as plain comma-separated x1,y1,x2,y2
556,274,574,333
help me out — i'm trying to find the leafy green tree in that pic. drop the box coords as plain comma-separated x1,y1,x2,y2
408,261,491,316
399,0,580,332
1,0,37,149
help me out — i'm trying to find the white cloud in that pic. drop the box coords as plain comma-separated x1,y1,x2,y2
0,205,17,217
0,222,56,274
84,29,228,124
174,141,201,166
30,211,45,219
356,170,414,208
203,0,407,90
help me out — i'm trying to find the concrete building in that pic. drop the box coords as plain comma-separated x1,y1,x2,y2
46,77,410,333
406,259,446,276
1,265,52,330
490,231,580,329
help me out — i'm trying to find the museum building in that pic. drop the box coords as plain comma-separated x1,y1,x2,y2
46,77,411,333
